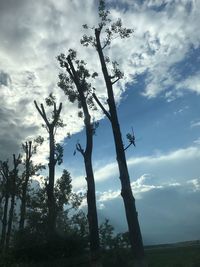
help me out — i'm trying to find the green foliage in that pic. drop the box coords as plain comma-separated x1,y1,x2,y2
80,0,133,85
57,50,97,112
99,218,114,249
111,60,124,80
45,93,56,106
81,0,133,48
55,169,72,211
70,210,89,239
26,186,48,234
34,135,44,145
55,143,63,165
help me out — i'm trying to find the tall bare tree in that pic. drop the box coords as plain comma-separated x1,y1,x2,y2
58,50,101,267
80,1,146,266
34,95,63,236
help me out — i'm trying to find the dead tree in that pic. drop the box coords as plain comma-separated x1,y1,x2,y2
58,51,101,267
34,97,62,236
80,1,146,266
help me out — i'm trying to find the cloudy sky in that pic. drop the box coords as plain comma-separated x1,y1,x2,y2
0,0,200,245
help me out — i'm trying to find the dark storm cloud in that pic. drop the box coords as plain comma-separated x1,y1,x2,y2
0,105,39,159
0,71,11,86
0,0,32,43
0,0,27,11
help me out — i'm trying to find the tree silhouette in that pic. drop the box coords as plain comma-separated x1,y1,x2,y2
0,160,10,250
19,141,32,232
6,154,21,249
19,137,44,231
34,95,63,237
58,50,101,267
80,1,146,266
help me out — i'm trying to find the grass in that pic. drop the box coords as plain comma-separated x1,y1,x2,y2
146,245,200,267
1,243,200,267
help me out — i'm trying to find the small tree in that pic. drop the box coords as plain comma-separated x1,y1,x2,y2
58,50,101,266
34,95,63,236
80,1,146,266
99,219,114,250
54,169,83,232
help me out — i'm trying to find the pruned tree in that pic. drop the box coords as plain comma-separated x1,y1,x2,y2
34,95,63,236
0,160,10,250
80,1,146,266
57,50,101,266
6,154,21,249
19,136,44,231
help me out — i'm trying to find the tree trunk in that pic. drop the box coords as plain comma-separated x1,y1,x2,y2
95,29,146,266
47,128,56,236
19,161,30,231
66,56,101,266
85,155,101,267
81,101,101,266
0,194,9,250
34,101,62,238
6,187,15,249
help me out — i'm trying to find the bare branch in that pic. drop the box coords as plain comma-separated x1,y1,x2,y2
66,56,80,89
57,103,62,117
102,40,109,50
40,104,49,126
34,101,49,127
53,102,56,115
124,143,132,151
111,77,121,85
28,141,32,160
92,93,111,121
76,143,85,157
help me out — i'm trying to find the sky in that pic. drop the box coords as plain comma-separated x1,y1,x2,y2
0,0,200,245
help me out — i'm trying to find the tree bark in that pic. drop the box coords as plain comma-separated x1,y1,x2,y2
95,28,146,265
66,57,101,266
84,117,101,267
5,154,20,249
0,193,9,250
34,101,62,237
5,175,16,249
19,142,32,231
19,162,29,231
19,179,28,231
47,128,56,236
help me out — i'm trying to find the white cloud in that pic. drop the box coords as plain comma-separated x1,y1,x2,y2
191,120,200,128
95,175,200,244
176,72,200,95
187,178,200,191
98,189,120,202
0,0,199,162
72,145,200,199
193,138,200,145
131,174,163,197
